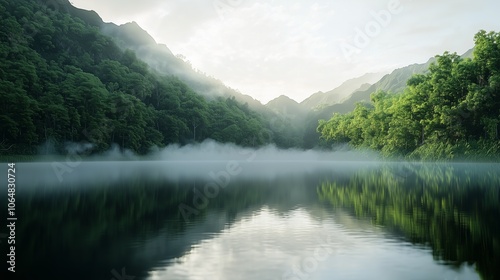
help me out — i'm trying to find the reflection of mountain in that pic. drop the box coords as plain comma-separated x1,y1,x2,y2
13,174,323,280
318,163,500,280
15,180,190,280
9,162,500,279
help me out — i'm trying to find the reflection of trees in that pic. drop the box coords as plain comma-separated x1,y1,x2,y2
318,163,500,280
15,177,302,279
17,178,192,279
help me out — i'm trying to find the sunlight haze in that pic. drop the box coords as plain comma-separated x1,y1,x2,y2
70,0,499,103
3,0,500,278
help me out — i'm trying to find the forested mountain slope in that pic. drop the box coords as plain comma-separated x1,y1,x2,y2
318,31,500,159
0,0,292,155
300,72,385,110
301,49,474,149
59,2,269,113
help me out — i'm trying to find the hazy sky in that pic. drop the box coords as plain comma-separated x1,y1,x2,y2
70,0,499,103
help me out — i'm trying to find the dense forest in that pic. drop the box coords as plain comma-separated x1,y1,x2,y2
318,31,500,160
1,0,500,159
0,0,295,155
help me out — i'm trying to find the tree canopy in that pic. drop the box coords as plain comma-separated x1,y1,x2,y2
318,30,500,160
0,0,285,155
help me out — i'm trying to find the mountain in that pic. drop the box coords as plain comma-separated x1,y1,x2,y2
49,0,309,148
300,72,386,110
462,48,474,59
300,49,474,148
59,1,269,114
333,59,434,112
0,0,306,154
327,48,474,114
317,31,500,160
102,21,157,47
300,47,473,121
266,95,306,120
305,57,437,140
2,0,489,156
101,23,268,112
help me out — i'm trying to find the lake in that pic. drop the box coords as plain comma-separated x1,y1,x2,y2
1,159,499,280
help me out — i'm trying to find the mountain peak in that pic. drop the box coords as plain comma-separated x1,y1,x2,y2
117,21,157,46
265,95,305,119
121,21,143,31
266,95,299,105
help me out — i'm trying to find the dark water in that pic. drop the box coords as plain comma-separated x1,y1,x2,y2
1,161,499,280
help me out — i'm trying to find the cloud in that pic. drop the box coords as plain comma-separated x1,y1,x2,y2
70,0,500,103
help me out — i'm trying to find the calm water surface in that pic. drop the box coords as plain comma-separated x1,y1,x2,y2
1,161,499,280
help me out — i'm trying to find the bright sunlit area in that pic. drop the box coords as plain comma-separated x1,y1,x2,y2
1,0,500,279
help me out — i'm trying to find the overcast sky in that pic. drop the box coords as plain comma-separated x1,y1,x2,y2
71,0,499,103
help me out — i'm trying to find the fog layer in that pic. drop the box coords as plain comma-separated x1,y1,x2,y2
9,140,381,189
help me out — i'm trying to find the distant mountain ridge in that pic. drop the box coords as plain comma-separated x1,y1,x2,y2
300,72,386,110
300,49,474,148
60,2,269,113
54,0,478,150
265,95,306,120
63,0,476,118
326,48,473,114
61,0,475,119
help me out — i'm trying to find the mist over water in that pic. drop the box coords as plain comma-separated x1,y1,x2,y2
2,140,499,280
12,140,382,189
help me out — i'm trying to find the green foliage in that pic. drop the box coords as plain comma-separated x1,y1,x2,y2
318,30,500,160
318,163,500,279
0,0,279,155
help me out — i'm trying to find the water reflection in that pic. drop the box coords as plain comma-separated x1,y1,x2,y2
1,162,498,279
318,163,500,280
148,207,480,280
